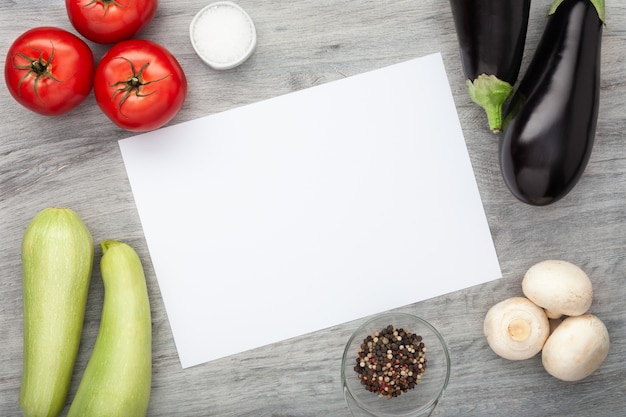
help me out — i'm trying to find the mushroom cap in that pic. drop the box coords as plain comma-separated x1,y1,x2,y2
522,260,593,318
542,314,610,381
484,297,550,360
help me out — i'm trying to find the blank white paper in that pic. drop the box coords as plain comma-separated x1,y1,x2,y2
119,53,502,368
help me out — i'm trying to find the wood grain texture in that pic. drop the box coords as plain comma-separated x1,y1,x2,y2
1,1,625,416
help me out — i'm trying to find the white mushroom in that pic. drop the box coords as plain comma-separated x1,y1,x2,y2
542,314,610,381
484,297,550,360
522,260,593,318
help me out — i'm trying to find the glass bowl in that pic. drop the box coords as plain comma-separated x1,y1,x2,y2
341,312,451,417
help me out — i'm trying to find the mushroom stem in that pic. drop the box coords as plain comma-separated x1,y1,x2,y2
508,318,532,342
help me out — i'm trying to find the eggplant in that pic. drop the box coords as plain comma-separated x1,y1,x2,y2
500,0,604,206
449,0,531,133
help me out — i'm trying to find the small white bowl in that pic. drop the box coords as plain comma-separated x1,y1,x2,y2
190,1,257,70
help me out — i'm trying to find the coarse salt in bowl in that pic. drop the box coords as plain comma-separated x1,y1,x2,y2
190,1,257,70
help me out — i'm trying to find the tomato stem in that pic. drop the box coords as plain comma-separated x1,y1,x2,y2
110,57,171,113
12,44,60,102
85,0,127,16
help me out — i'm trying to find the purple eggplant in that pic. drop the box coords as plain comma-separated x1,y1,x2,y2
449,0,531,133
500,0,605,206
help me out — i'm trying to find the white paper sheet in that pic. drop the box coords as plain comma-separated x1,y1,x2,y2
119,53,502,368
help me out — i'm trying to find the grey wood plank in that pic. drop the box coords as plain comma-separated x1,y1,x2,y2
1,1,625,416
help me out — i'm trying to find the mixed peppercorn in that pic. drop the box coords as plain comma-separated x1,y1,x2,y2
354,324,427,399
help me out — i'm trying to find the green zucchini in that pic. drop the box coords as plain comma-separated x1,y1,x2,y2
68,240,152,417
20,207,94,417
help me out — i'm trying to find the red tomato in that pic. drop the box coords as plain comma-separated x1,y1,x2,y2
66,0,158,44
94,39,187,132
4,27,95,116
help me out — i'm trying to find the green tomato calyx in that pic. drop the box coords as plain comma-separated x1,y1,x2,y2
12,43,60,102
85,0,127,16
110,57,171,114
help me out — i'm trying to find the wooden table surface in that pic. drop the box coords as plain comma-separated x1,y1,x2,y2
1,1,625,416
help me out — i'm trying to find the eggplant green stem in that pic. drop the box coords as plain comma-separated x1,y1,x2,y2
467,74,513,133
549,0,605,23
